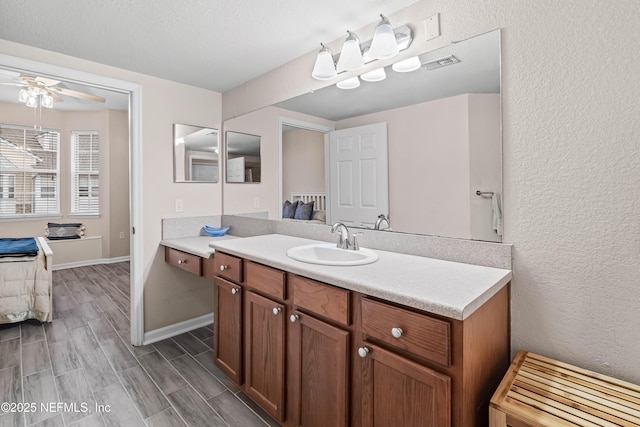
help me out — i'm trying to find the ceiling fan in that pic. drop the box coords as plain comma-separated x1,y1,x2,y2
0,74,106,108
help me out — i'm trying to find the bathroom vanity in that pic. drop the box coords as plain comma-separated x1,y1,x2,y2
208,233,511,427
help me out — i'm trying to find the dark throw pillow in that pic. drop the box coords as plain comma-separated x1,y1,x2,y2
282,200,299,219
294,200,314,220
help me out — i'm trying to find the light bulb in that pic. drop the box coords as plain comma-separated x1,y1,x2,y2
336,76,360,90
369,14,399,60
392,56,421,73
336,31,364,73
360,67,386,82
312,44,337,80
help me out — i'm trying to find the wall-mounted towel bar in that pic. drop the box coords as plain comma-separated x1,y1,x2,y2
476,190,494,197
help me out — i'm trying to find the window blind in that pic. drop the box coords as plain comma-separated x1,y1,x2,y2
71,131,99,215
0,124,60,218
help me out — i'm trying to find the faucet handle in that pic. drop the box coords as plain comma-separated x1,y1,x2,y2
350,232,364,250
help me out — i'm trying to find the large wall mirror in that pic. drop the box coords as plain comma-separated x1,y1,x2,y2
225,131,262,183
222,29,502,242
173,124,219,182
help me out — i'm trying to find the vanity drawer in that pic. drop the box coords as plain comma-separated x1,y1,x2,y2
214,252,243,283
361,298,450,366
245,261,286,300
165,247,202,276
292,275,350,326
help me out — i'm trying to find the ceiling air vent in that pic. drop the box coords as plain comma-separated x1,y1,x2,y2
422,55,461,71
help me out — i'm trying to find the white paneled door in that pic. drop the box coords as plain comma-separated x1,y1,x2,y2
328,122,388,228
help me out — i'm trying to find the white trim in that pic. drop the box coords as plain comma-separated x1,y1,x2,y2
0,53,145,347
278,117,334,214
52,255,130,271
143,313,213,345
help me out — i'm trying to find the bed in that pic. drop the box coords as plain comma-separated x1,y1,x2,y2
284,192,327,224
0,237,53,324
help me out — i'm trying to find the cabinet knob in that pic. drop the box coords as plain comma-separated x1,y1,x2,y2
358,346,370,358
178,259,186,265
272,307,282,316
231,288,239,295
391,327,403,339
290,314,299,323
219,265,228,271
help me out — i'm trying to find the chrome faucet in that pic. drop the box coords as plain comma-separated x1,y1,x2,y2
374,214,390,230
331,222,351,249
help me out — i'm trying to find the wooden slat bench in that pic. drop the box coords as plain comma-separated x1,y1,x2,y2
490,350,640,426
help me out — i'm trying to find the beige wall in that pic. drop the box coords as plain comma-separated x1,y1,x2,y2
0,40,223,332
282,128,325,206
222,1,640,384
0,102,130,258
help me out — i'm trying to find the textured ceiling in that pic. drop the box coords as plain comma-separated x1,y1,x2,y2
0,0,416,93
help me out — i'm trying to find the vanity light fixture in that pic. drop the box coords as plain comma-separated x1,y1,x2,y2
360,67,386,82
368,14,400,60
336,31,364,72
311,43,337,80
392,56,421,73
336,76,360,90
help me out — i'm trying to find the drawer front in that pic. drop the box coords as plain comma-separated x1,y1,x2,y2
165,247,202,276
246,261,286,300
292,275,350,326
361,298,450,366
213,252,243,283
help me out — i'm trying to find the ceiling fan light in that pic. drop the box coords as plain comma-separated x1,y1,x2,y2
336,76,360,90
312,44,337,80
392,56,421,73
25,94,38,108
18,88,29,103
41,94,54,108
360,67,386,82
336,31,364,73
369,14,400,60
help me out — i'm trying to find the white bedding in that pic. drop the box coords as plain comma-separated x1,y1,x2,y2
0,238,52,323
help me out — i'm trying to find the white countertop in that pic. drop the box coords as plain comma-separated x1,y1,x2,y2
210,234,512,320
160,235,240,258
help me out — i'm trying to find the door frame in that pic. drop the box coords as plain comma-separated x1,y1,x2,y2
0,53,145,345
277,117,334,213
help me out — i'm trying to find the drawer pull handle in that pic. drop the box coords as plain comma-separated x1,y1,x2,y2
290,314,299,323
391,327,403,339
358,347,370,358
231,288,239,295
219,265,228,271
177,259,186,265
272,307,282,316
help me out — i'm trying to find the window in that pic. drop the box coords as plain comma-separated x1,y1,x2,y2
0,125,59,218
71,131,100,215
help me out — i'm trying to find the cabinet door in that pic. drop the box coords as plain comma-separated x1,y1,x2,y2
360,343,451,427
245,291,286,422
290,310,350,427
213,277,243,385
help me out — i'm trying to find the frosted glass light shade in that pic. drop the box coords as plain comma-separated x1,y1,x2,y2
360,67,386,82
26,94,38,108
18,88,29,103
336,31,364,72
336,76,360,90
312,45,337,80
369,15,399,60
41,94,54,108
392,56,421,73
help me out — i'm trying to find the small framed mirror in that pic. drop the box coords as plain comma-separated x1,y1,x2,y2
173,124,219,182
225,131,261,183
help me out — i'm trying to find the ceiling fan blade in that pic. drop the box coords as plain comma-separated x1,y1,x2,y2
35,76,61,87
48,87,106,103
49,92,63,102
0,82,26,87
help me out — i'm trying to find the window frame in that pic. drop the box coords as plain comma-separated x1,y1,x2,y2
70,130,100,216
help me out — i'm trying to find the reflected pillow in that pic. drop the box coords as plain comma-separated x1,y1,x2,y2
312,210,326,223
282,200,298,219
294,200,314,220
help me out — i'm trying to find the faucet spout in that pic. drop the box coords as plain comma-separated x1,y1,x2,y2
374,214,390,230
331,222,351,249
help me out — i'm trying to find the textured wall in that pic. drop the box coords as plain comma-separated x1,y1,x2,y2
223,1,640,383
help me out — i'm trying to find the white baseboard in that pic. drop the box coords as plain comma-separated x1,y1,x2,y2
143,313,214,345
52,256,130,271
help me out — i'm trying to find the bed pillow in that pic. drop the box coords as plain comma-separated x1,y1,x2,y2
312,210,326,223
46,223,85,240
294,200,314,220
282,200,298,219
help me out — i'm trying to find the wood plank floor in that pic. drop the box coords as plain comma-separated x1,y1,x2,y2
0,262,279,427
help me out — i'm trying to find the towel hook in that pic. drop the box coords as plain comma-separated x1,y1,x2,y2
475,190,494,197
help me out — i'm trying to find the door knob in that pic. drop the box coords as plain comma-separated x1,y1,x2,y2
219,265,228,271
290,314,299,323
178,259,186,264
358,346,370,358
272,307,282,315
231,288,239,295
391,327,403,339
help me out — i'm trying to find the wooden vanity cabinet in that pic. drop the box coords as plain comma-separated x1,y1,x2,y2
165,247,202,275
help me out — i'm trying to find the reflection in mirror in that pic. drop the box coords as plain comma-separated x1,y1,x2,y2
173,124,219,182
225,131,262,183
224,30,502,242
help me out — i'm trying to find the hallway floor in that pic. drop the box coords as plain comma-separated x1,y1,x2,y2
0,262,278,427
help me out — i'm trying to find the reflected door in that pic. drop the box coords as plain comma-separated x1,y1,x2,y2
328,123,388,228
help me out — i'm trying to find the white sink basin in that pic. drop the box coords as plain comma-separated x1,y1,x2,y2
286,243,379,266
